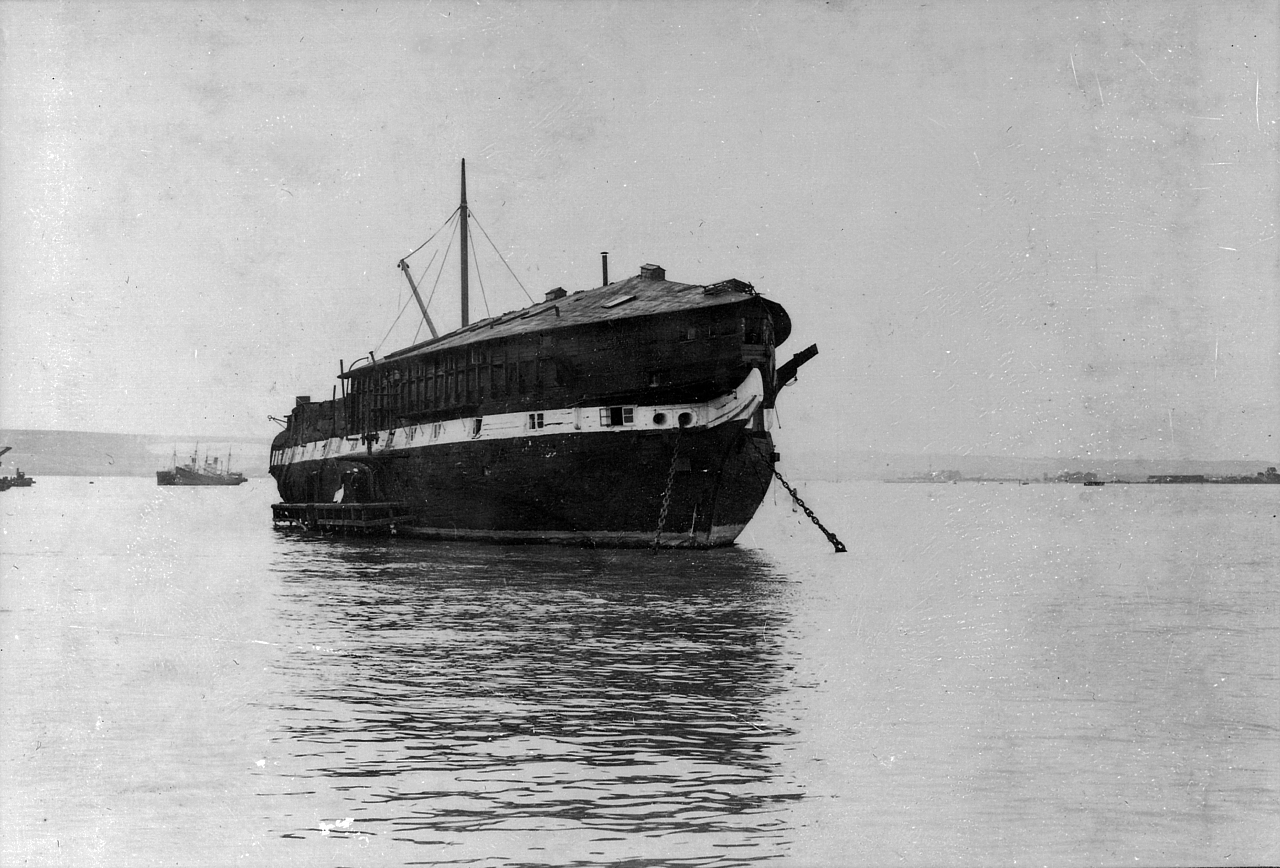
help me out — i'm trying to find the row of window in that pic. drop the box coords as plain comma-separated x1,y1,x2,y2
528,407,632,429
276,401,699,464
349,351,559,428
348,314,771,429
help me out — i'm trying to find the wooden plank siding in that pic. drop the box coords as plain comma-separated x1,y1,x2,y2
279,269,789,448
331,299,776,438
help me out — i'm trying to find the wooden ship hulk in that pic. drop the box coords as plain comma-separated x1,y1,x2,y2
270,162,819,547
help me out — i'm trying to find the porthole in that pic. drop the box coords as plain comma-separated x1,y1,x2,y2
652,412,667,426
678,411,693,428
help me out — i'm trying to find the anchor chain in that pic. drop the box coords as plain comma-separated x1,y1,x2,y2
751,439,847,553
651,429,682,551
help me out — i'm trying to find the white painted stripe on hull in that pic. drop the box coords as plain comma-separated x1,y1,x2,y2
272,369,764,469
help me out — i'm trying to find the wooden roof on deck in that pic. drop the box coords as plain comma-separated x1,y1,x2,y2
343,270,788,376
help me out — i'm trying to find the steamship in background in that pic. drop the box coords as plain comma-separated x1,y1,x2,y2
157,447,247,486
0,446,35,491
269,161,817,547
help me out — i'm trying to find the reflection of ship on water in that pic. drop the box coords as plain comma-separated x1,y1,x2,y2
156,447,247,486
0,446,35,491
265,543,800,854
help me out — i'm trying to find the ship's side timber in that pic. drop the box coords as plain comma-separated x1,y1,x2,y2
271,370,776,547
333,273,789,437
271,278,788,470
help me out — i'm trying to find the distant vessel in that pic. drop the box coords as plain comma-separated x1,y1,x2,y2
269,161,817,547
0,446,35,491
157,448,247,486
887,469,963,483
1144,468,1279,484
1082,480,1105,487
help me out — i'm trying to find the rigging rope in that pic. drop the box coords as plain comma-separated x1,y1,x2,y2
468,210,536,304
403,205,461,261
469,221,492,319
424,212,461,310
375,294,417,355
415,247,441,294
409,247,443,345
411,213,459,342
394,204,534,342
382,238,449,352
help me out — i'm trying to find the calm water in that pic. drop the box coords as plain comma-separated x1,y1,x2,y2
2,476,1278,866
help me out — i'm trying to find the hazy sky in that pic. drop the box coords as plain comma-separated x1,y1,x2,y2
2,0,1276,462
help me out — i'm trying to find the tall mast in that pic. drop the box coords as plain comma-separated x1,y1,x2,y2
459,159,469,328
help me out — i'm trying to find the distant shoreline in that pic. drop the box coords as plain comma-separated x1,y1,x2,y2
0,428,274,478
885,478,1280,485
886,471,1280,486
5,429,1277,485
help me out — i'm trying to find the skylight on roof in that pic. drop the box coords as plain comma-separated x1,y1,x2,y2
602,294,636,309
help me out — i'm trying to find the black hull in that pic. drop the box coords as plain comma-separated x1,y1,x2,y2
268,240,813,549
271,422,775,548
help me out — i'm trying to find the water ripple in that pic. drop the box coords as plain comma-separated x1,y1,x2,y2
260,541,803,865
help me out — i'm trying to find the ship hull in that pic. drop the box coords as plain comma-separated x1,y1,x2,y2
157,467,247,486
271,371,775,548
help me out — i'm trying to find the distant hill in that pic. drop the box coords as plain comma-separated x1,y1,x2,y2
0,429,274,477
7,428,1273,485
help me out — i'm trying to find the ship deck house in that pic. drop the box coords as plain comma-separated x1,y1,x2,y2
331,267,789,438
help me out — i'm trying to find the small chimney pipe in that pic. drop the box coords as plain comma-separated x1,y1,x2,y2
601,252,609,286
